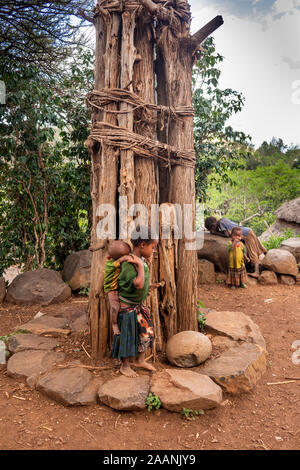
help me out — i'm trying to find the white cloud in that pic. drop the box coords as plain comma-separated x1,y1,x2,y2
190,2,300,148
273,0,294,14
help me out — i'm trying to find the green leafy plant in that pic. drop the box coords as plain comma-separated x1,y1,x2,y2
0,329,28,344
262,230,300,251
181,408,205,419
78,286,90,296
197,300,206,330
145,393,162,412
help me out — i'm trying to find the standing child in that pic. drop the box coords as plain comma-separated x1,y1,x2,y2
227,226,249,289
112,226,158,378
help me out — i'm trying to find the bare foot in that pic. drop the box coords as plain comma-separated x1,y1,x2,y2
248,272,259,278
133,361,156,372
120,364,138,378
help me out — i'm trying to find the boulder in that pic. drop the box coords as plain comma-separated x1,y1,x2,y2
275,197,300,225
36,366,102,406
198,259,215,285
62,250,92,291
246,277,258,287
261,249,298,277
166,331,212,367
258,270,278,286
198,233,229,273
0,277,6,304
5,268,71,306
279,274,296,286
150,369,223,412
204,310,266,350
16,315,71,337
98,376,150,411
280,238,300,263
7,350,65,380
7,334,59,353
200,343,267,394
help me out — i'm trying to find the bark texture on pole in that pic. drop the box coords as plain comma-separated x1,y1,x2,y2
87,1,222,359
155,0,198,332
88,10,121,359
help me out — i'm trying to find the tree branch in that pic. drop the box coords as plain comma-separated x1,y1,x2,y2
192,16,224,50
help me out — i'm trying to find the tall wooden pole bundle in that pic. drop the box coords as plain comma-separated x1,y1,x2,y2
87,0,223,360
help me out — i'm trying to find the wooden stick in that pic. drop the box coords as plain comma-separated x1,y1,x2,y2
267,380,296,385
284,377,300,381
115,414,121,429
82,342,92,359
192,16,224,49
79,423,97,442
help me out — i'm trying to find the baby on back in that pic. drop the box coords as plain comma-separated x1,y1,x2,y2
104,240,133,335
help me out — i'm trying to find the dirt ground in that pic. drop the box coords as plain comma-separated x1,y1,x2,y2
0,282,299,451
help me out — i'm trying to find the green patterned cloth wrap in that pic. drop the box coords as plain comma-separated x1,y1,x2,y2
103,259,121,293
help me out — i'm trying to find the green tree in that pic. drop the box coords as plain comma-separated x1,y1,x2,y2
0,49,93,275
0,0,94,69
193,37,252,201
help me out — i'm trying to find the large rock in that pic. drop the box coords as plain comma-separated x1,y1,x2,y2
262,249,298,276
275,197,300,224
279,274,296,286
197,233,229,273
62,250,92,291
198,259,215,285
5,268,71,306
16,315,71,337
200,343,267,394
0,277,5,304
36,366,102,406
258,270,278,285
150,369,222,412
7,334,59,353
166,331,212,367
204,310,266,350
7,350,65,380
260,197,300,241
280,238,300,263
98,376,150,411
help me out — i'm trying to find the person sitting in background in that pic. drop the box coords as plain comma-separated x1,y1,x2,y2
204,216,267,278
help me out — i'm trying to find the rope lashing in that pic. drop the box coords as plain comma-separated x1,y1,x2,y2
85,121,196,168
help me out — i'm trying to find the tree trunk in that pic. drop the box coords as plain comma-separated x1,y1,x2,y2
156,0,198,332
133,11,163,353
88,10,121,360
88,0,199,360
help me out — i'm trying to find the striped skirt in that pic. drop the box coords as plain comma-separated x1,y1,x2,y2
227,267,248,286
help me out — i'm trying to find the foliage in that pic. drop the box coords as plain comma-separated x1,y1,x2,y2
197,300,206,330
0,329,28,344
262,230,300,251
145,393,162,412
246,138,300,170
78,286,90,297
0,49,94,275
181,408,205,419
206,162,300,236
0,1,94,70
193,37,252,202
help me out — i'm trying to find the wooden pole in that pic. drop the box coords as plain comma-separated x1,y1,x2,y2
88,7,121,360
156,0,198,332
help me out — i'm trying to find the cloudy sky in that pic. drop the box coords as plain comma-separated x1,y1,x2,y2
189,0,300,148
